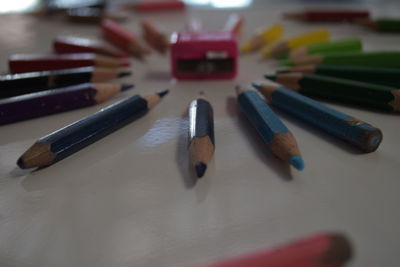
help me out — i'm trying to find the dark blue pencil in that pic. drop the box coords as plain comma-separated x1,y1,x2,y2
235,85,304,170
17,89,169,169
252,80,382,152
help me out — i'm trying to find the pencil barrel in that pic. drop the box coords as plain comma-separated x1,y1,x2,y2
42,95,149,164
0,83,99,125
297,74,397,111
311,65,400,87
189,98,215,144
268,87,382,152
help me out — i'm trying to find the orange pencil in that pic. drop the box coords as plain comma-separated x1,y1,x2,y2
101,18,149,60
141,19,169,54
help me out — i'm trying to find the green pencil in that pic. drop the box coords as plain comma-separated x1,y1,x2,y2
281,51,400,68
265,73,400,112
288,38,362,60
278,64,400,88
358,18,400,32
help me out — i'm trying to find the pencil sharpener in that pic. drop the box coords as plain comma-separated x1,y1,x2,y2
170,31,238,80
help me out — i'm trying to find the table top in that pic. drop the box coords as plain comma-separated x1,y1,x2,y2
1,2,400,267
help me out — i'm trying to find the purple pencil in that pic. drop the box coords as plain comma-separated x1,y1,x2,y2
0,83,133,125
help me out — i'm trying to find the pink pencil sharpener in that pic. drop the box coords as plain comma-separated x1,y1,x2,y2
170,31,238,80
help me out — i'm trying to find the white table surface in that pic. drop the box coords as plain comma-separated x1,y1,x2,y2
1,1,400,267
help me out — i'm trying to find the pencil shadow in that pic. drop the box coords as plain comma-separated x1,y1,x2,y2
144,71,172,81
272,108,365,155
175,113,198,189
226,97,293,181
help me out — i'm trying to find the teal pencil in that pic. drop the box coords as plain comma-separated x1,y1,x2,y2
235,85,304,170
252,80,383,152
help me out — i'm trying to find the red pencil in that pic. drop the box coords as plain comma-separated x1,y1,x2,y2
54,36,128,58
284,10,370,22
101,18,149,60
204,233,352,267
9,53,130,74
124,0,185,12
223,14,244,37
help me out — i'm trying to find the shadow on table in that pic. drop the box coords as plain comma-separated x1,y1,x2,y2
226,96,293,181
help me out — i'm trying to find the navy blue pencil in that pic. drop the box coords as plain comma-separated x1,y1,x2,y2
17,89,169,169
235,85,304,170
252,80,382,152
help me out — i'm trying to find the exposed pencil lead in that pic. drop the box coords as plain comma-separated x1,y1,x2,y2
118,71,132,78
17,157,25,169
121,84,134,91
289,155,305,170
195,163,207,178
157,89,169,98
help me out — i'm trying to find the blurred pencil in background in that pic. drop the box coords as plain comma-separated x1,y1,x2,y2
54,36,128,58
262,29,330,59
0,67,131,98
101,18,149,60
278,64,400,88
356,18,400,32
283,9,370,22
9,53,130,73
141,19,169,54
288,38,362,60
241,24,283,53
223,13,245,37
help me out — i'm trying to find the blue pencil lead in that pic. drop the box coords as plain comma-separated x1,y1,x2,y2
289,155,305,170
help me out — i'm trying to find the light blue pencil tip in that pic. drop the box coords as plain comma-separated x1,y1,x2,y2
289,155,305,171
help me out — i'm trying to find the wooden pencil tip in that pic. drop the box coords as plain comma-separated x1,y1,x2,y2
121,58,131,67
276,68,290,74
118,71,132,78
120,84,134,91
235,84,245,95
289,155,305,170
157,89,169,98
195,163,207,178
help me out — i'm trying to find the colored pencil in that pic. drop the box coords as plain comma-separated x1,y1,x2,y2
240,24,284,53
223,13,245,37
0,67,131,99
101,18,150,59
262,29,330,59
205,232,352,267
17,89,169,169
0,83,133,125
235,85,304,170
54,36,128,58
278,64,400,88
9,53,130,74
281,51,400,68
141,19,169,54
265,72,400,112
288,38,362,60
253,80,383,152
357,18,400,32
283,9,369,22
123,0,185,12
188,93,215,178
66,7,128,23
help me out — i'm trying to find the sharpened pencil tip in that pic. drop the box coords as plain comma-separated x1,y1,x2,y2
289,155,305,170
251,81,262,89
121,84,134,91
118,71,132,78
17,157,25,169
276,69,290,74
121,58,131,67
195,163,207,178
157,89,169,98
265,74,277,81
